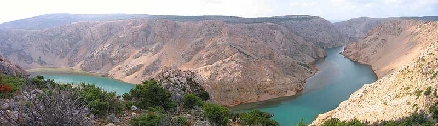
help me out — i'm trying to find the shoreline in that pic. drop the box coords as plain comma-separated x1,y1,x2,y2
230,51,327,109
231,45,379,110
340,48,380,80
26,67,138,85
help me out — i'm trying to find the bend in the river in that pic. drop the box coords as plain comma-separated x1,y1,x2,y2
28,46,377,125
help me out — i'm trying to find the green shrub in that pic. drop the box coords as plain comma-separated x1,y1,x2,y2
197,90,210,101
431,72,438,79
122,93,131,100
430,102,438,119
127,80,175,110
79,83,123,117
183,93,203,109
415,89,423,97
424,86,432,96
177,116,189,126
239,110,279,126
203,103,231,125
125,101,134,110
321,118,366,126
129,112,163,126
0,73,25,98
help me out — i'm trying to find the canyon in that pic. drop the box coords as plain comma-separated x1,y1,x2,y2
0,14,348,106
2,13,438,125
312,19,438,125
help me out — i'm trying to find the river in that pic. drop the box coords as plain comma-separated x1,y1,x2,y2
232,46,377,125
28,46,376,125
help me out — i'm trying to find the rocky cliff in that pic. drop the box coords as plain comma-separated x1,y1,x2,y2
342,20,437,78
280,16,349,48
0,16,348,106
334,17,387,42
312,20,438,125
0,54,28,77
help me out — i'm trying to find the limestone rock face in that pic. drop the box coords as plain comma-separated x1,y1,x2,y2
0,16,344,106
342,20,438,78
0,54,28,77
281,17,349,48
334,17,387,42
312,20,438,125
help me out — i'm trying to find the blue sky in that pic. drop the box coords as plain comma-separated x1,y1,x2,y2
1,0,437,23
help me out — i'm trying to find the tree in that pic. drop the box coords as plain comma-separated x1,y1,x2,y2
78,83,123,117
203,103,230,125
129,112,163,126
127,80,175,110
183,93,203,109
239,110,279,126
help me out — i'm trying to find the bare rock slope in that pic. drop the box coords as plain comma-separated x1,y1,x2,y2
0,54,28,77
312,20,438,125
334,17,387,42
342,20,437,78
0,16,347,106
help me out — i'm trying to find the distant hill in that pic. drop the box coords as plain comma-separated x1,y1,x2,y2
0,13,322,30
334,17,388,42
0,13,151,30
333,16,438,43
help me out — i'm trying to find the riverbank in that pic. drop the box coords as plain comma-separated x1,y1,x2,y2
232,46,377,125
27,67,101,76
27,67,137,86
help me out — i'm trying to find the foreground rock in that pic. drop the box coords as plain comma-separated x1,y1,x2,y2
312,20,438,125
0,16,346,106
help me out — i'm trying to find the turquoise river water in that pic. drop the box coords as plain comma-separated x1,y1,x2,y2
29,46,376,125
233,46,377,125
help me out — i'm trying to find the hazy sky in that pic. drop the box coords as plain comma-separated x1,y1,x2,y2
1,0,437,23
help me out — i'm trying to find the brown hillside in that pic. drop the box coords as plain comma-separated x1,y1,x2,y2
0,17,348,106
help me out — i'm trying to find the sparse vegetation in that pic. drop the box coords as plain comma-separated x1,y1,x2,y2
432,72,438,79
123,80,175,110
415,89,423,97
320,100,438,126
203,103,231,126
0,73,278,125
182,93,203,109
424,86,432,96
321,118,366,126
78,83,123,117
0,75,92,125
0,73,24,98
129,111,163,126
239,110,279,126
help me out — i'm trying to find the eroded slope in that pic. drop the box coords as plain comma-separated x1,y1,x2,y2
0,17,340,106
312,20,438,125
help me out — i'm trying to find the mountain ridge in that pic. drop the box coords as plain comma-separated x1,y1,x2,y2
0,17,348,106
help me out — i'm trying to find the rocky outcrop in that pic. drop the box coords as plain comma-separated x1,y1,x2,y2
155,67,208,103
312,20,438,125
0,54,28,77
0,16,346,106
334,17,387,42
342,20,438,78
281,17,349,48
